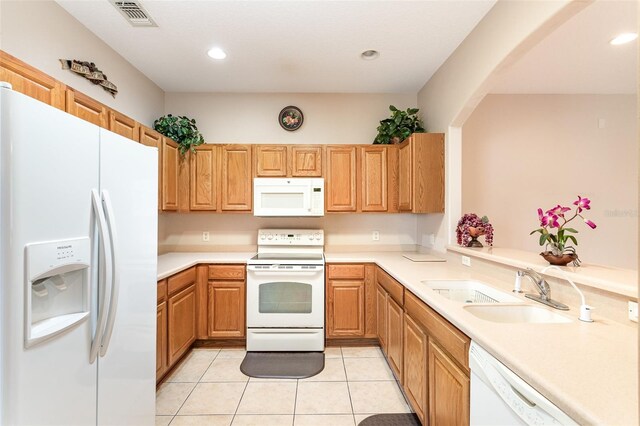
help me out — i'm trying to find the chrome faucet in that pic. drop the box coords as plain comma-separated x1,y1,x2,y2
515,268,569,311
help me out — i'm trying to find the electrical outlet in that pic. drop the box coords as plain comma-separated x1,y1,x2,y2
372,231,380,241
461,255,471,267
202,231,210,242
628,301,638,322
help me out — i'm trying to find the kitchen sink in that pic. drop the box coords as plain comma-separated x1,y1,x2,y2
463,305,572,324
422,280,522,303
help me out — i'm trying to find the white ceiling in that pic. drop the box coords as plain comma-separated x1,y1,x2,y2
56,0,496,93
490,0,637,94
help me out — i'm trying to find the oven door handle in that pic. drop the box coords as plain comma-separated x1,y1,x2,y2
247,267,323,275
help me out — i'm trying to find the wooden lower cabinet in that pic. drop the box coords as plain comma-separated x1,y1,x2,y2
403,313,428,423
208,281,245,337
428,340,470,426
327,280,364,337
167,283,197,366
386,296,404,382
156,301,168,381
326,264,376,339
376,284,388,353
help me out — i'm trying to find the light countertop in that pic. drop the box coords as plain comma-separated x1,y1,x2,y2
156,250,638,425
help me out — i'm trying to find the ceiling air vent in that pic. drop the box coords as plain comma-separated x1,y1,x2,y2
110,1,157,27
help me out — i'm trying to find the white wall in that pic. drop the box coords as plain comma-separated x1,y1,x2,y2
164,92,417,145
0,1,164,126
415,0,588,253
159,213,418,253
462,94,637,269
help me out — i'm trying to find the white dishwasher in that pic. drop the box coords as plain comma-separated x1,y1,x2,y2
469,342,578,425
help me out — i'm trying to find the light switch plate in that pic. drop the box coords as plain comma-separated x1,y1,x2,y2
461,255,471,267
202,231,210,242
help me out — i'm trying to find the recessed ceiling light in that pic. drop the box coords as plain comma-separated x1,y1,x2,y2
207,47,227,60
361,50,379,60
610,33,638,45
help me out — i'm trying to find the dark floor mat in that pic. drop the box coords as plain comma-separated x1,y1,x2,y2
240,352,324,379
358,413,421,426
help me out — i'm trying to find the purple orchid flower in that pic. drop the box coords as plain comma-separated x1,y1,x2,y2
538,209,559,228
584,218,597,229
548,205,571,217
574,196,591,213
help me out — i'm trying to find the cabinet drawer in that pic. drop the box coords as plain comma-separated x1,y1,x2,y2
376,267,404,305
405,291,470,371
209,265,245,281
327,264,365,280
157,279,167,303
167,267,197,296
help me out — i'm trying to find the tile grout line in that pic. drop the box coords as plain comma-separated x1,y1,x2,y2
166,348,222,421
230,372,251,425
340,349,358,426
292,378,299,426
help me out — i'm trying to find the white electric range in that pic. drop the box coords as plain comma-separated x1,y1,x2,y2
246,229,325,352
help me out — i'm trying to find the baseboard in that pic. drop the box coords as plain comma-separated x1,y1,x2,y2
326,337,380,347
194,338,246,348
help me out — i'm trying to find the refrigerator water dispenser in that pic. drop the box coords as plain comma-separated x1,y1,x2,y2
24,237,91,348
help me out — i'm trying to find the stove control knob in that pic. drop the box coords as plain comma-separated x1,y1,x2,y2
260,234,266,240
314,232,321,241
267,234,273,240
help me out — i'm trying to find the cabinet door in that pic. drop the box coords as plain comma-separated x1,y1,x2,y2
221,145,252,211
398,138,413,212
167,283,197,366
108,110,139,142
387,296,404,383
326,280,364,337
0,51,66,110
208,281,245,337
190,144,218,211
404,313,428,423
140,126,163,210
255,145,287,177
325,146,357,212
290,145,322,177
376,285,388,354
65,89,107,128
428,340,470,426
360,146,388,212
156,301,168,382
161,137,179,211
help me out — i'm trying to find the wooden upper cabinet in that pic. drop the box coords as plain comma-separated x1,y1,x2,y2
65,89,107,128
139,125,162,148
108,110,140,142
0,51,66,110
360,146,388,212
140,126,163,210
255,145,287,177
325,146,357,212
398,133,445,213
221,145,252,211
290,145,323,177
161,137,179,211
190,144,218,211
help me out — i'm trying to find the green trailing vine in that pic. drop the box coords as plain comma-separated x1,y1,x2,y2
153,114,205,155
373,105,426,144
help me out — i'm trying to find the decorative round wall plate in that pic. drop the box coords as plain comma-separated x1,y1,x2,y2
278,106,304,131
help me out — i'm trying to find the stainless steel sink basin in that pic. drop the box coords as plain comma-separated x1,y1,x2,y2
463,305,572,324
421,280,522,303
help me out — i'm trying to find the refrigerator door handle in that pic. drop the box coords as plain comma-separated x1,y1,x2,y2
90,189,112,364
99,190,119,357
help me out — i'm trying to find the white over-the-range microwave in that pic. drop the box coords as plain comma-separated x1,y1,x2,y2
253,178,324,216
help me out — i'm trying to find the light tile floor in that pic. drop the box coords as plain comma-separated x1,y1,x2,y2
156,346,412,426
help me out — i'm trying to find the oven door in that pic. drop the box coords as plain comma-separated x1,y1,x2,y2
246,265,324,328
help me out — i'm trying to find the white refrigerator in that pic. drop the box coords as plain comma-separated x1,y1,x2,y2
0,86,158,425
